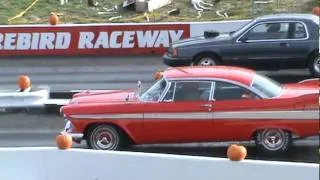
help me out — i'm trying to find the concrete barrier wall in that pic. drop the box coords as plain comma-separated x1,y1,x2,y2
0,147,318,180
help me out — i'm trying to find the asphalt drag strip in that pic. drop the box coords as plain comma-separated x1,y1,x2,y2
0,132,318,163
0,112,318,163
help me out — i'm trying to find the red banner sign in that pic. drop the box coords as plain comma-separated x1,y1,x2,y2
0,24,190,56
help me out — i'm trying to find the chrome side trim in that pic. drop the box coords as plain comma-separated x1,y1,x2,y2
70,110,319,120
213,110,319,120
144,112,212,119
69,133,84,139
298,78,320,83
71,113,143,119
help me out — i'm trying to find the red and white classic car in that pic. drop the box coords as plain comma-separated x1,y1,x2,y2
60,66,319,155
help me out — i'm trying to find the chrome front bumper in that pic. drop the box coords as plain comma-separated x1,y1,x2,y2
69,133,84,144
64,119,84,144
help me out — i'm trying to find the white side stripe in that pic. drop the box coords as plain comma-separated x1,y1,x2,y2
71,114,142,119
70,110,319,120
213,110,319,120
144,112,211,120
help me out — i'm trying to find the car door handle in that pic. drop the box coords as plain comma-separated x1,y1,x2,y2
280,42,290,47
200,104,212,108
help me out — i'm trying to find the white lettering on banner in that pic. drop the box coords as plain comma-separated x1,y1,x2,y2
0,29,184,51
55,32,71,49
0,33,3,49
39,33,55,49
136,30,159,48
170,30,184,42
110,31,122,48
78,32,94,49
31,33,40,50
154,31,169,47
94,32,108,49
122,31,135,48
17,33,31,50
4,33,16,50
78,30,184,49
0,32,71,50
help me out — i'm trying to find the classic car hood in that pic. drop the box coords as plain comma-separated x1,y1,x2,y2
172,33,231,47
70,89,138,104
72,89,132,98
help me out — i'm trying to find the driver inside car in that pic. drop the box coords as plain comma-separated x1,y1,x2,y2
241,89,258,99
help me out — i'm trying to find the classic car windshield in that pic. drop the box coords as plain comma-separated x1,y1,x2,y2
140,78,167,101
251,74,283,98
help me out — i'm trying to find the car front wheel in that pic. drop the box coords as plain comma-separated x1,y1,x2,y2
255,128,292,155
86,124,127,150
308,53,320,77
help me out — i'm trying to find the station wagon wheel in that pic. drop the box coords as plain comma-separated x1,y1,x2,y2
192,53,222,66
87,125,125,151
255,128,292,156
308,53,320,77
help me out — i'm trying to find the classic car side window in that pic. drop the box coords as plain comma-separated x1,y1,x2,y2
165,81,212,102
245,22,290,41
213,81,258,101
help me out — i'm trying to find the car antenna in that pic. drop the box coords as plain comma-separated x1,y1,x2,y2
125,94,129,102
175,67,191,74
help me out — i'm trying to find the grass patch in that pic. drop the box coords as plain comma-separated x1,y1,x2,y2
0,0,317,25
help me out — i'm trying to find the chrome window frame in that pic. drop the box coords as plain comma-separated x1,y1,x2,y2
210,81,216,101
139,78,170,103
211,80,263,101
235,20,309,43
158,81,176,102
161,77,268,101
159,79,214,102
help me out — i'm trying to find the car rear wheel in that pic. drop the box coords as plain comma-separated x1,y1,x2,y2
308,52,320,77
255,128,292,155
86,124,127,150
192,54,222,66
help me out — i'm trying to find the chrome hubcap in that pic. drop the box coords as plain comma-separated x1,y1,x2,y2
94,129,117,149
262,129,284,151
313,56,320,74
199,58,216,66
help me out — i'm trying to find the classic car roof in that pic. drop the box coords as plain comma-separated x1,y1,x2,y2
254,13,319,22
163,66,256,86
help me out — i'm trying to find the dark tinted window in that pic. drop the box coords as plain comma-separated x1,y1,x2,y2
290,22,307,39
213,81,258,101
246,22,290,40
163,81,212,102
